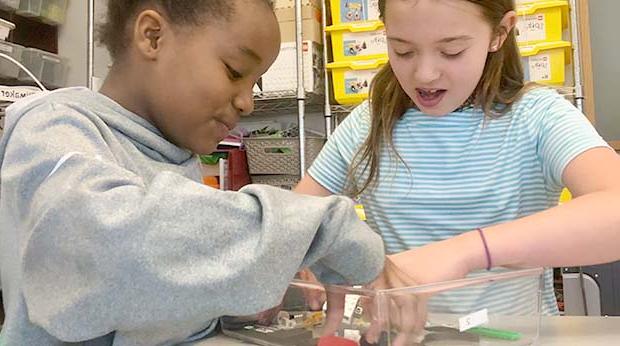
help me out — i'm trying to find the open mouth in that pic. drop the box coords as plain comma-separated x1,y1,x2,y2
416,88,447,108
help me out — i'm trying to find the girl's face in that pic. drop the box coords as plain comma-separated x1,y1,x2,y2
385,0,505,116
140,0,280,154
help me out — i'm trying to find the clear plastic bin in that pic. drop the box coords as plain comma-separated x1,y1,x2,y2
18,47,66,87
222,268,543,346
0,40,24,79
17,0,42,17
0,18,15,41
261,41,324,93
40,0,67,25
0,0,20,11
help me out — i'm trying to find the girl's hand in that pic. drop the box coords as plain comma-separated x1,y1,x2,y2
364,233,482,345
363,256,427,346
387,232,478,286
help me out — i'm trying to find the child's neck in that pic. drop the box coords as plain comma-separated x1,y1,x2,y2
99,64,152,123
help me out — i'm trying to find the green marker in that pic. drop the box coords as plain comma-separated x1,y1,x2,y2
467,326,522,341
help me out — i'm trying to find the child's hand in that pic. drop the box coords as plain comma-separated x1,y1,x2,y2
255,269,325,325
321,289,346,337
323,234,479,344
361,236,480,345
363,256,427,346
321,257,427,345
255,301,283,325
387,233,478,287
298,268,326,310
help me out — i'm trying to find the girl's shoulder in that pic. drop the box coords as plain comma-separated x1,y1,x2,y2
512,86,567,111
338,100,372,133
349,100,372,122
508,86,577,121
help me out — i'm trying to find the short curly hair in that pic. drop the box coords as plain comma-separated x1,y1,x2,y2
99,0,274,61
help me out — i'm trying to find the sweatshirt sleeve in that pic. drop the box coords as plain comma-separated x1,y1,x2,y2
0,103,385,342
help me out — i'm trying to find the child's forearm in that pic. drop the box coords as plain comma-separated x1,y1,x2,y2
461,189,620,271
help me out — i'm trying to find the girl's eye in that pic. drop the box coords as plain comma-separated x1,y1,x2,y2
226,64,243,80
442,50,465,58
394,51,413,58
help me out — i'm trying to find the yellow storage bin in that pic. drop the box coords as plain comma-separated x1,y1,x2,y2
325,21,387,62
520,41,571,85
516,0,568,45
328,57,387,105
329,0,380,25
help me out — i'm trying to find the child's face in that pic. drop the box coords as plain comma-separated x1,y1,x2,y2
384,0,498,115
144,1,280,154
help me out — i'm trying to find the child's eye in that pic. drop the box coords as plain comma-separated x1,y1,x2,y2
225,64,243,80
442,50,465,58
394,51,413,58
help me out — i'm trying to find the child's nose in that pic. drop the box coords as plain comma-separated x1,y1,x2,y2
413,56,441,84
233,87,254,116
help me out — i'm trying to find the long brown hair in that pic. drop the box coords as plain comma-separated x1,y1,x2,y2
346,0,534,197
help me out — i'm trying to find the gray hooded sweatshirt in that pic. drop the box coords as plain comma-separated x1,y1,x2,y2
0,87,384,346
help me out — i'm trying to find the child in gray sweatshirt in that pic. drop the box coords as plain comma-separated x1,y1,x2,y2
0,1,384,345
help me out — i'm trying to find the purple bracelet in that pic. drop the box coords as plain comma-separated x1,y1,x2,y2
477,228,492,270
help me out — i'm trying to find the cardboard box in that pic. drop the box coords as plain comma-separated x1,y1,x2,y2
262,41,324,93
275,5,322,43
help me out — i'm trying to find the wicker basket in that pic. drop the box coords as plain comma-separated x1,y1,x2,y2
251,175,300,190
244,136,325,175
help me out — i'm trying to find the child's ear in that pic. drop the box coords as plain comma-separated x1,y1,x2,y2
490,10,517,52
133,9,166,59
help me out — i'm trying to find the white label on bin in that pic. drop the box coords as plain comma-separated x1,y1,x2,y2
368,0,380,21
516,13,546,43
344,329,361,342
528,53,552,81
341,0,380,21
0,86,40,102
342,294,361,324
342,30,387,57
344,69,379,95
0,44,13,54
341,0,366,22
459,308,488,332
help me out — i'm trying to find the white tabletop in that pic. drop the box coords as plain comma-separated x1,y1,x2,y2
188,316,620,346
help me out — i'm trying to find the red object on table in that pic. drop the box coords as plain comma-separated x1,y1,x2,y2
318,335,359,346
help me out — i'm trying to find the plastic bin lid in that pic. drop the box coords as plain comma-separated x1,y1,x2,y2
519,40,572,57
325,20,384,34
517,0,568,13
23,47,61,57
517,0,569,28
327,57,389,70
0,18,16,30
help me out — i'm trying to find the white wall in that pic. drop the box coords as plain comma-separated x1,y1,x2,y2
58,0,111,87
588,0,620,142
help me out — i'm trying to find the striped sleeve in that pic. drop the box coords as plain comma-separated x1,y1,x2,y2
532,90,609,189
308,102,371,194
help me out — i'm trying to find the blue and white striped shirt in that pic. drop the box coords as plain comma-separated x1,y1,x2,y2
308,87,609,315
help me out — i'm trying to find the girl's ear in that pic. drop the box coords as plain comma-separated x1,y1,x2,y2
490,10,517,52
